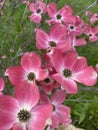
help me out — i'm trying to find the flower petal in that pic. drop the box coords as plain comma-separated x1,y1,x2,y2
14,83,40,110
0,77,5,91
29,13,41,23
21,52,41,72
36,29,49,50
52,73,78,94
51,90,66,105
74,66,97,86
28,104,53,130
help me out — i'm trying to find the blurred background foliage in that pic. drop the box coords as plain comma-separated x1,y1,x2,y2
0,0,98,129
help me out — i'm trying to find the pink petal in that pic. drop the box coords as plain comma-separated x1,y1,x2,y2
0,95,20,113
5,66,25,86
36,29,49,50
93,26,98,34
40,94,50,104
58,6,73,16
29,3,36,12
28,104,53,130
51,113,59,128
47,49,64,73
56,105,71,124
74,38,86,46
72,56,87,73
52,73,78,94
0,77,5,91
0,111,16,129
0,95,20,129
51,90,66,105
39,2,46,10
74,66,97,86
49,24,66,41
21,52,41,72
47,3,57,18
63,51,78,69
14,83,40,109
29,13,41,23
36,69,49,81
13,122,26,130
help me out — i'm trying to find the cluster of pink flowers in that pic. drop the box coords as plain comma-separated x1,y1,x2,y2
0,1,98,130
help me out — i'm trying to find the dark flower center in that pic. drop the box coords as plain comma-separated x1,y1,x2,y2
56,14,62,20
63,69,72,78
50,41,56,47
70,25,74,30
44,78,50,83
89,33,92,37
36,9,41,13
27,72,35,81
17,109,31,122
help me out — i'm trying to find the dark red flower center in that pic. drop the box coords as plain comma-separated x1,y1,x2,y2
50,41,56,47
63,69,72,78
89,33,93,37
17,109,31,122
27,72,35,81
36,9,41,13
70,25,74,30
44,78,50,83
56,14,62,20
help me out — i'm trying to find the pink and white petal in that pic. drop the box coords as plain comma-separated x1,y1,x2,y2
64,15,76,24
56,105,71,123
47,3,57,18
72,56,87,73
50,113,59,129
0,77,5,91
21,52,41,72
47,49,64,73
73,66,97,86
36,29,49,50
89,35,98,42
63,51,78,69
13,122,26,130
74,38,86,46
5,66,25,87
36,69,49,81
49,24,66,41
28,104,53,130
29,3,36,12
29,13,41,23
14,83,40,110
52,73,78,94
51,90,66,105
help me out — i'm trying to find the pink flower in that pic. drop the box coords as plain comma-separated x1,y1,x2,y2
40,76,60,94
29,1,46,23
90,13,98,24
36,24,71,52
84,25,98,42
0,77,5,95
47,49,97,94
46,2,75,25
40,90,71,129
66,16,84,36
0,83,52,130
5,52,48,87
